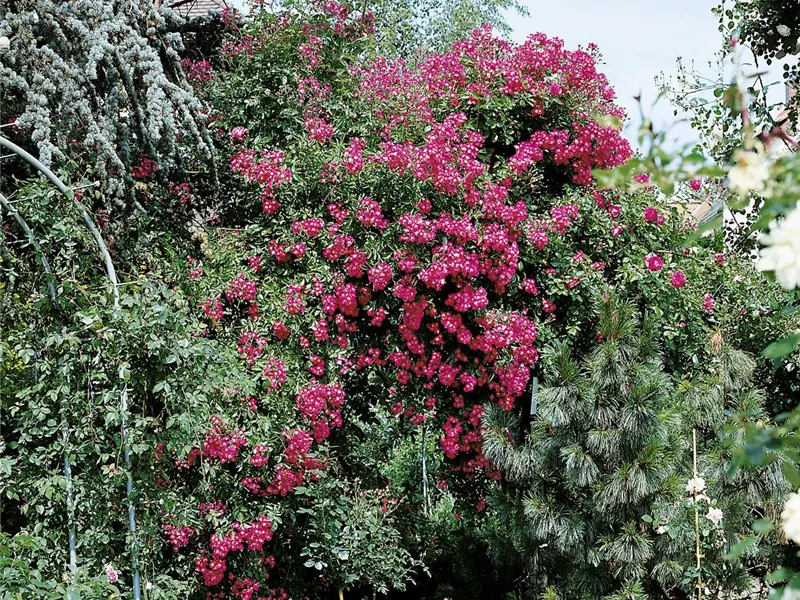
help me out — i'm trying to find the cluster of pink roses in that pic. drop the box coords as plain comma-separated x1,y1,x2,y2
171,6,713,594
187,18,631,573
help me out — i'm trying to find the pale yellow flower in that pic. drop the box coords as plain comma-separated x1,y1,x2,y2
728,150,770,195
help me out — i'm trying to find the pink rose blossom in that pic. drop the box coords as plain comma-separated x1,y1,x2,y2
703,293,716,313
646,255,664,271
104,564,119,583
670,271,687,288
522,279,539,295
230,126,248,142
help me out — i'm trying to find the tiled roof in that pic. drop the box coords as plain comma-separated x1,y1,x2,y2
169,0,227,18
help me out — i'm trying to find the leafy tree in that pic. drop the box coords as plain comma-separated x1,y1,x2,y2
359,0,527,58
731,0,800,120
274,0,527,59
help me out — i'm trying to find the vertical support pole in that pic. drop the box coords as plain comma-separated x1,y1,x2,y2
121,384,141,600
692,428,702,600
421,427,429,518
63,427,77,578
530,376,539,416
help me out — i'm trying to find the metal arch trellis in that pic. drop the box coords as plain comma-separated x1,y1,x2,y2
0,192,80,575
0,135,141,600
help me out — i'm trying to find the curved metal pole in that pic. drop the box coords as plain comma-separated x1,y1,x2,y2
0,136,119,309
0,140,139,598
0,193,76,576
0,193,58,303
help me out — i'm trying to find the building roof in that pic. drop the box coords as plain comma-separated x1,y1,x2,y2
168,0,227,19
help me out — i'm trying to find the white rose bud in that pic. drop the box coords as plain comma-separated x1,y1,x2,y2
706,507,724,525
0,36,10,52
777,24,791,37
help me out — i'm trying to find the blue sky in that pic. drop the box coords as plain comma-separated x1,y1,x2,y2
507,0,785,146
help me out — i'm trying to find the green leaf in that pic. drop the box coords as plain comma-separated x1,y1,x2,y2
783,462,800,489
753,518,775,534
767,567,791,584
763,335,800,359
725,535,757,559
66,587,81,600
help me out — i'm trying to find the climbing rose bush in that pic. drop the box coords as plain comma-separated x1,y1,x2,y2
166,4,800,595
151,4,800,597
159,7,634,594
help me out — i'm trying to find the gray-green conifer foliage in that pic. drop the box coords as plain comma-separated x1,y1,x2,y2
482,292,788,599
0,0,212,200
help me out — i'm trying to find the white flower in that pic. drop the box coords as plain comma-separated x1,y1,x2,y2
0,36,9,52
728,150,771,195
757,202,800,290
706,507,724,525
146,582,153,591
778,586,800,600
777,24,791,37
710,124,724,145
781,490,800,544
656,525,667,535
686,476,706,495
